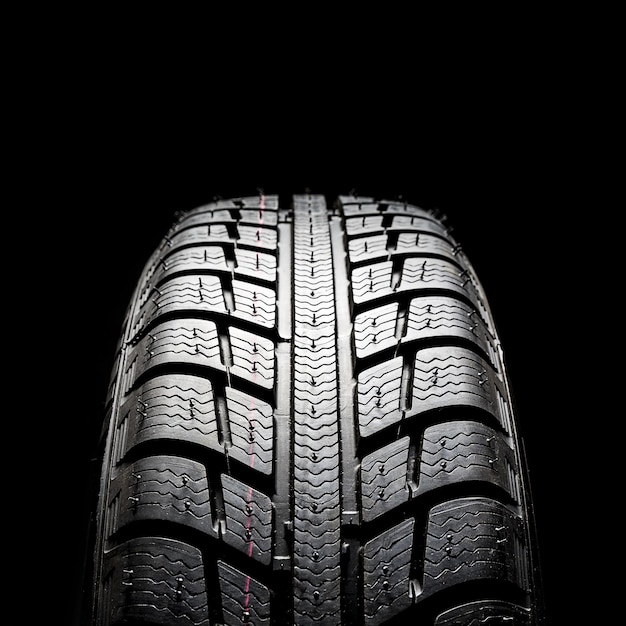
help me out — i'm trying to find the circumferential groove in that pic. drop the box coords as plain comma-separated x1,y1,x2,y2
215,394,231,448
399,356,414,412
394,301,409,341
221,274,236,314
218,328,233,368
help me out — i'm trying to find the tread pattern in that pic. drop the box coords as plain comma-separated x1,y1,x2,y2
292,195,341,625
93,194,540,625
418,421,520,502
222,474,273,564
403,295,498,369
95,195,282,626
361,437,411,521
128,319,223,382
354,301,399,358
229,327,275,388
106,456,214,538
101,537,209,625
218,561,271,626
363,519,416,625
225,387,273,475
113,374,221,464
410,346,510,428
357,357,404,438
139,274,228,327
422,497,529,599
339,195,536,625
351,257,482,308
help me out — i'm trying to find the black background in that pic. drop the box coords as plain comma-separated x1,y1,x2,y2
25,21,598,625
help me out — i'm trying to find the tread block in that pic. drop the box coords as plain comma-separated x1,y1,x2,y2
134,274,227,333
363,518,415,626
106,455,216,539
238,225,277,250
157,245,229,280
113,374,220,466
389,215,448,235
348,232,458,266
225,387,274,474
201,195,280,212
218,561,271,626
352,261,394,304
351,258,484,314
346,214,387,235
400,257,476,300
354,302,399,358
234,248,277,282
229,327,275,389
232,280,276,328
395,232,457,259
222,474,273,565
361,437,411,521
127,319,223,386
357,357,404,438
240,208,279,226
179,208,236,227
338,199,378,214
346,214,446,237
417,421,520,503
403,295,497,369
410,346,511,432
170,224,233,250
176,196,279,228
340,198,430,219
421,497,529,600
348,234,389,264
101,537,209,625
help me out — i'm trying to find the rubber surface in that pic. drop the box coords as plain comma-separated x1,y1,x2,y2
88,193,543,625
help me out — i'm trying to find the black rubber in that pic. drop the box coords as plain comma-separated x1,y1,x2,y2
87,193,543,625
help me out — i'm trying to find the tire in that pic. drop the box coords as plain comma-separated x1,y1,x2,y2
87,193,543,625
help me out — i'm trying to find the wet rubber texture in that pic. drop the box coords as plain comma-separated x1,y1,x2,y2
89,194,543,625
